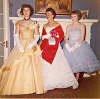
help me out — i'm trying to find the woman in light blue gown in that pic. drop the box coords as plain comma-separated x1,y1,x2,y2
63,10,100,80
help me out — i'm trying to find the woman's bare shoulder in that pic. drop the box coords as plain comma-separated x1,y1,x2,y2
15,20,23,25
66,24,73,30
80,23,86,29
43,24,47,28
55,21,60,24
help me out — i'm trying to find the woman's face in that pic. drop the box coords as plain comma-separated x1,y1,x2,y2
71,14,79,22
46,11,54,20
23,7,31,17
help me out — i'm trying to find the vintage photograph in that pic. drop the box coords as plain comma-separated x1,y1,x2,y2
34,0,72,15
0,0,100,98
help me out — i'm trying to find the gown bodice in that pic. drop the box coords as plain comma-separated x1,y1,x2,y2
68,28,81,46
19,22,37,40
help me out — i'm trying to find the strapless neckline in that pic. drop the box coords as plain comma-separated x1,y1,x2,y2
69,28,81,32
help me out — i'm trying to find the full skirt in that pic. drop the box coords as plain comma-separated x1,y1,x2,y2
42,44,78,91
0,39,45,95
63,41,100,73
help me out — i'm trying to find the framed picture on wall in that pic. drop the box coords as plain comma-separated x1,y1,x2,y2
34,0,72,15
80,10,89,19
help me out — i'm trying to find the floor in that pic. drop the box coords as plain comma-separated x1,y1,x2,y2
0,74,100,98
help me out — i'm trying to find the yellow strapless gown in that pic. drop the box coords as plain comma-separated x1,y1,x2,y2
0,22,45,95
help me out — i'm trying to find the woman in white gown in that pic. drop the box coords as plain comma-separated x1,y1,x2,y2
40,8,78,91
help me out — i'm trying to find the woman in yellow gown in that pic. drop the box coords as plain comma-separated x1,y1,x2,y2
0,4,45,95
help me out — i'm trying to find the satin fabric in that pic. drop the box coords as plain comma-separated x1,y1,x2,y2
0,22,45,95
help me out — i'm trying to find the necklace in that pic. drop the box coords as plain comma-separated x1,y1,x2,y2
24,17,30,21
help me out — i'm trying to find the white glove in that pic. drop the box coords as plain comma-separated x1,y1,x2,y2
56,35,59,38
14,34,24,53
42,33,51,40
70,42,81,52
65,44,72,52
27,35,39,49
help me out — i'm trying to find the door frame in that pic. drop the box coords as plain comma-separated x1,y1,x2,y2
3,0,10,60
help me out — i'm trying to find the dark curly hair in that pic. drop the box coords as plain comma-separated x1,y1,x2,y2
71,10,82,20
46,8,56,19
20,4,34,16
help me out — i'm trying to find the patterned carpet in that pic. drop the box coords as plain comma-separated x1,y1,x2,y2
0,74,100,98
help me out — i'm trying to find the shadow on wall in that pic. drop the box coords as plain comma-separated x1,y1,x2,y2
91,21,100,60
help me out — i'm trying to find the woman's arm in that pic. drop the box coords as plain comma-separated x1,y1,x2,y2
65,25,72,52
15,21,20,34
78,24,86,44
65,25,70,44
14,21,24,52
34,22,39,35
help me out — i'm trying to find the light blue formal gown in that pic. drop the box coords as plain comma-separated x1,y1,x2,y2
63,28,100,73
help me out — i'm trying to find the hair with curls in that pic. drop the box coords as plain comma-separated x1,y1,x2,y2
20,4,34,16
46,8,56,19
71,10,82,20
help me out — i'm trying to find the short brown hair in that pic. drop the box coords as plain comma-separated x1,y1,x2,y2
46,8,56,19
20,4,34,16
71,10,82,20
